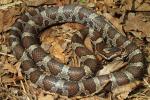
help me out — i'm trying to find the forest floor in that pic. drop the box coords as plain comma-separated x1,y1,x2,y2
0,0,150,100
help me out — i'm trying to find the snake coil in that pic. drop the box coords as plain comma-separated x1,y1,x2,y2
9,4,144,97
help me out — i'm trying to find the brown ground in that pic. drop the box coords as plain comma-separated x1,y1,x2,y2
0,0,150,100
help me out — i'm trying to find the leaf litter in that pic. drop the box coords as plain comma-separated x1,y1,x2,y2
0,0,150,100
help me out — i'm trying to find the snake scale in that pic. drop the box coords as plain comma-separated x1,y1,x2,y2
9,4,144,97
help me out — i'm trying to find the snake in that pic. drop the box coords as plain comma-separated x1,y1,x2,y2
9,4,144,97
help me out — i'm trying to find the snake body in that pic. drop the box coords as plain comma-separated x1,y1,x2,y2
9,4,144,97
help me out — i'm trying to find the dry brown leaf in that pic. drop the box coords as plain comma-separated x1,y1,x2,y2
22,0,49,6
7,56,17,65
0,7,22,33
3,61,17,74
135,2,150,11
96,2,105,13
41,28,70,64
147,63,150,75
79,96,108,100
40,23,86,65
0,0,12,5
38,93,54,100
112,81,141,100
124,13,150,38
104,0,114,7
51,41,67,63
84,36,94,52
0,1,22,10
0,11,3,32
56,0,70,5
122,0,146,11
1,75,15,83
15,62,23,80
123,0,134,11
143,77,150,89
96,60,127,76
0,34,6,44
84,36,103,61
87,2,96,8
103,13,124,35
2,61,22,82
0,45,10,53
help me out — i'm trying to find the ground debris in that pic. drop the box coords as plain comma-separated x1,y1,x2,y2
0,0,149,100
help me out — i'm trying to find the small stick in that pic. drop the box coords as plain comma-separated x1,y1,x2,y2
0,52,15,57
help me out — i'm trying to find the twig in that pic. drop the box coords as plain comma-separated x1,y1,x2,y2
143,78,150,88
0,1,22,10
20,80,31,100
0,52,15,57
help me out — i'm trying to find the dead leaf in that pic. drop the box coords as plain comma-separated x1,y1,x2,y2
124,13,150,38
0,1,22,10
80,96,108,100
103,12,124,35
136,2,150,11
0,0,12,5
15,62,23,80
3,61,17,74
0,45,10,53
22,0,49,6
122,0,147,11
38,93,54,100
84,36,94,53
0,34,6,44
112,81,141,100
1,75,15,83
123,0,134,11
41,27,70,64
51,41,67,63
104,0,114,7
147,63,150,75
55,0,70,5
87,2,96,8
143,77,150,89
96,60,127,76
0,7,22,33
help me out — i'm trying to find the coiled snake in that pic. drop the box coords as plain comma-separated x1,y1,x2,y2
9,4,144,97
